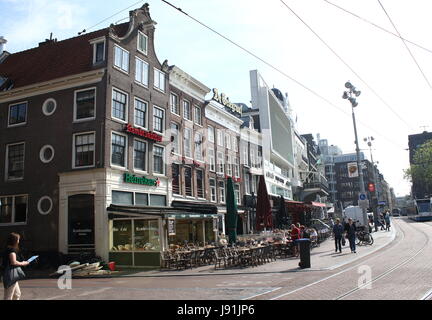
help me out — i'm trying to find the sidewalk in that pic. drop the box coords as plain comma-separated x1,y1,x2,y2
24,226,395,280
117,225,396,278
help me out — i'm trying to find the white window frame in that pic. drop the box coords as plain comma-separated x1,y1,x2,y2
0,194,28,226
209,178,217,203
217,129,224,148
194,132,203,161
226,154,232,176
244,172,251,195
196,168,205,200
234,184,241,205
234,157,240,178
133,137,148,174
153,68,165,92
183,100,192,121
153,144,166,176
208,148,215,172
170,122,181,156
184,128,192,159
7,101,28,128
217,151,224,175
110,131,128,170
170,92,180,115
5,142,25,181
152,105,165,134
114,44,129,74
137,30,148,55
218,181,225,204
91,38,106,64
232,136,238,152
72,131,96,169
134,97,148,130
111,87,128,124
74,87,96,123
135,56,149,87
208,126,215,143
194,105,202,126
225,133,231,150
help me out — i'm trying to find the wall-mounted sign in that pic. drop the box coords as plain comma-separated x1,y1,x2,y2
211,88,242,115
124,172,160,186
168,218,176,236
213,218,218,232
124,124,162,142
347,162,359,178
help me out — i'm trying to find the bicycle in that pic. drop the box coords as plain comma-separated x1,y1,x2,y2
355,230,374,246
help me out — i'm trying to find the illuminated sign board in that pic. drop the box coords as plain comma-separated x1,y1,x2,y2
211,88,242,115
124,172,160,186
124,124,163,142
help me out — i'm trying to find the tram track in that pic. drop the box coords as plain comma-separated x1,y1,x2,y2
264,217,431,300
335,218,430,300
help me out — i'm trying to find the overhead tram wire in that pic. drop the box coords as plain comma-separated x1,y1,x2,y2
160,0,407,150
323,0,432,56
77,0,145,35
279,0,415,132
377,0,432,92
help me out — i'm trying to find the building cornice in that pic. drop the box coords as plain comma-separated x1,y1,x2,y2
169,66,210,101
206,100,244,125
0,69,105,103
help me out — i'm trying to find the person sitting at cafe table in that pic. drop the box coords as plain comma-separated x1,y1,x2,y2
218,233,228,246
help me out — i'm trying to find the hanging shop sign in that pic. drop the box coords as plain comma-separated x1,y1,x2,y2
211,88,242,115
213,218,219,232
124,124,163,142
124,172,160,186
168,218,176,236
347,162,359,178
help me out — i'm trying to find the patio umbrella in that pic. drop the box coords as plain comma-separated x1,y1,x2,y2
256,175,272,231
226,177,238,244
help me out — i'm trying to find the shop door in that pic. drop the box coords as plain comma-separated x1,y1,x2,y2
68,194,95,255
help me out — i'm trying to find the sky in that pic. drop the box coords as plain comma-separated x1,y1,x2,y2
2,0,431,197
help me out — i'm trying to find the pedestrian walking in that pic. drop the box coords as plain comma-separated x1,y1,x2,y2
384,211,391,231
332,218,344,253
2,233,29,300
346,218,357,253
290,224,301,257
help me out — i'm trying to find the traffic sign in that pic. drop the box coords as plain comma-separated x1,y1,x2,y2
359,193,367,201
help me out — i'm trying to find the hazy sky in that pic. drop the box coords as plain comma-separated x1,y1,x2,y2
2,0,431,197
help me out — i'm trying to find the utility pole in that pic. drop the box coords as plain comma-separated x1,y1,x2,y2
364,136,379,232
343,81,369,235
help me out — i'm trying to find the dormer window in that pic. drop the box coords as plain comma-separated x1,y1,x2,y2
90,38,106,64
137,31,148,55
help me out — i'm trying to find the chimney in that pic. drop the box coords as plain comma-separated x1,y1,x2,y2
0,36,7,55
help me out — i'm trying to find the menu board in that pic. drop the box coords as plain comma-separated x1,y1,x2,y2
168,218,176,236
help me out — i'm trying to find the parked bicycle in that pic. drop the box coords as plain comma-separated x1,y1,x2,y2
356,230,374,245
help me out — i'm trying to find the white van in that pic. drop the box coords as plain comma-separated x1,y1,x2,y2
343,206,366,227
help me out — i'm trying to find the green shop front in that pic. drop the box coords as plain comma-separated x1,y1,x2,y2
107,203,220,268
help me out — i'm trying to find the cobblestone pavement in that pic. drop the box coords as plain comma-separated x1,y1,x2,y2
7,217,432,300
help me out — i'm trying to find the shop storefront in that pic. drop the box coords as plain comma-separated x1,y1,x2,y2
107,203,220,267
166,213,218,246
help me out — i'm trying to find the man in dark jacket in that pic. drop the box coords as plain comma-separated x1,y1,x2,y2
333,218,344,253
346,218,357,253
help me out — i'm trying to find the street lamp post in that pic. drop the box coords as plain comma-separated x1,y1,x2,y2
343,81,369,234
364,136,379,232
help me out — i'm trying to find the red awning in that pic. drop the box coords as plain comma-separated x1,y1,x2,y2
310,202,326,207
285,200,304,205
